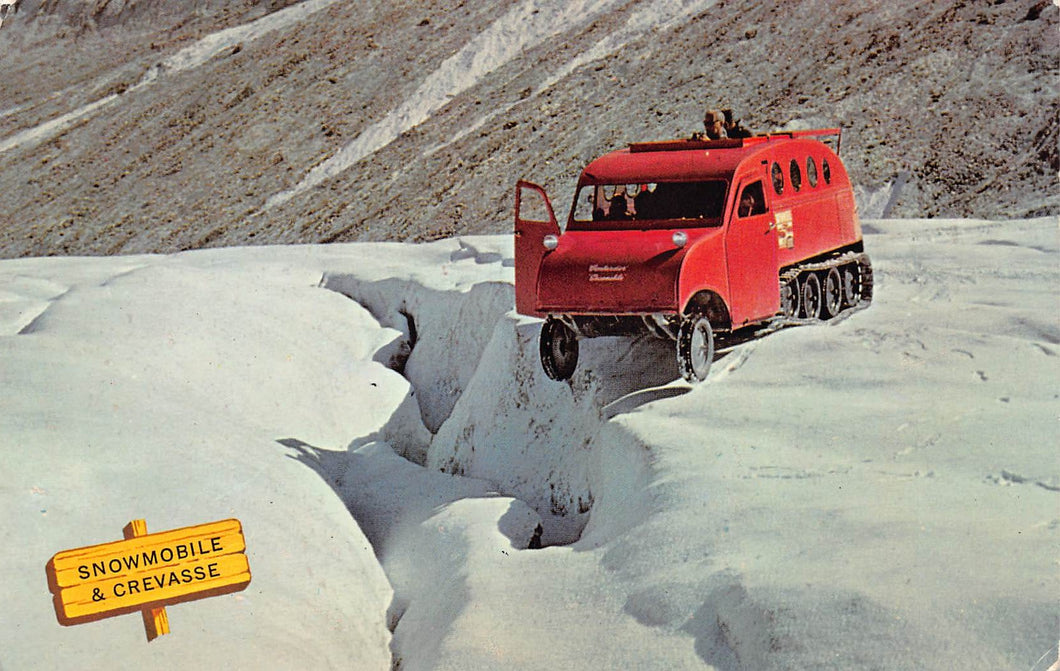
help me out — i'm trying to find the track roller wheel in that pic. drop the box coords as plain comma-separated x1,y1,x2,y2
799,272,822,319
540,318,579,381
677,312,715,383
841,264,861,307
822,267,842,319
780,275,800,318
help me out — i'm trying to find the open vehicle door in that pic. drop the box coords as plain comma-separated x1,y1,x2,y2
514,180,560,317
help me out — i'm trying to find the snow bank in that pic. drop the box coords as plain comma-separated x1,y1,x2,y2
1,217,1056,670
426,313,679,544
331,440,698,670
321,237,515,442
0,250,400,669
382,218,1059,668
328,441,541,670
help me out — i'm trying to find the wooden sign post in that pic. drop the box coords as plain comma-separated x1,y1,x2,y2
122,519,170,641
46,518,251,641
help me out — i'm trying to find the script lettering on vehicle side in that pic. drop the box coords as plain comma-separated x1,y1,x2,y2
588,264,627,282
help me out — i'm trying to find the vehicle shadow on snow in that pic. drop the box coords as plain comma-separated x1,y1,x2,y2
574,334,689,416
581,326,777,419
601,383,691,419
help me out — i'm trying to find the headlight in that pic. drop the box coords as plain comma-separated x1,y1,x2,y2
543,234,559,250
672,231,688,248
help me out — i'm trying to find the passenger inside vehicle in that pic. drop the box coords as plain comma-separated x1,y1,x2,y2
608,193,631,220
737,181,767,217
634,187,655,219
575,181,727,227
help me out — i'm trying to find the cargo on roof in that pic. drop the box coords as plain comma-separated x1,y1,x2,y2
582,130,843,185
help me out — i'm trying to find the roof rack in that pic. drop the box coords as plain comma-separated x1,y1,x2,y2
628,138,749,153
769,128,843,154
628,127,843,155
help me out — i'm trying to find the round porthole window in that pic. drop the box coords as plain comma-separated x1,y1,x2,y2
789,159,802,192
771,162,784,195
806,156,818,187
822,159,832,184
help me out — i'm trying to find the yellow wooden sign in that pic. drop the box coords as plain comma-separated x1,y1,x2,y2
46,518,251,638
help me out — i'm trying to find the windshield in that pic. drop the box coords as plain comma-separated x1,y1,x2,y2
569,181,728,230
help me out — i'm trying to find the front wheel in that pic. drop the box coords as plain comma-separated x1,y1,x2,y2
540,318,579,380
677,313,715,382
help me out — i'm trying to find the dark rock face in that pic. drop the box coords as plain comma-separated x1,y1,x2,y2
0,0,1056,257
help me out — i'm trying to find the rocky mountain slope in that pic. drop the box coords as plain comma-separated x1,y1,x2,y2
0,0,1055,257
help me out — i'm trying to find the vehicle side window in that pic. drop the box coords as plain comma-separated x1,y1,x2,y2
737,181,768,218
771,162,784,195
789,159,802,192
822,158,832,184
807,156,818,187
518,183,553,223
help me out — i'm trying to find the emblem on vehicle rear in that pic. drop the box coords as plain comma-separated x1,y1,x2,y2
775,210,794,249
588,264,626,282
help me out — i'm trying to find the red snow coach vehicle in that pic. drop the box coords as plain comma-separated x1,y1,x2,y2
514,128,872,382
